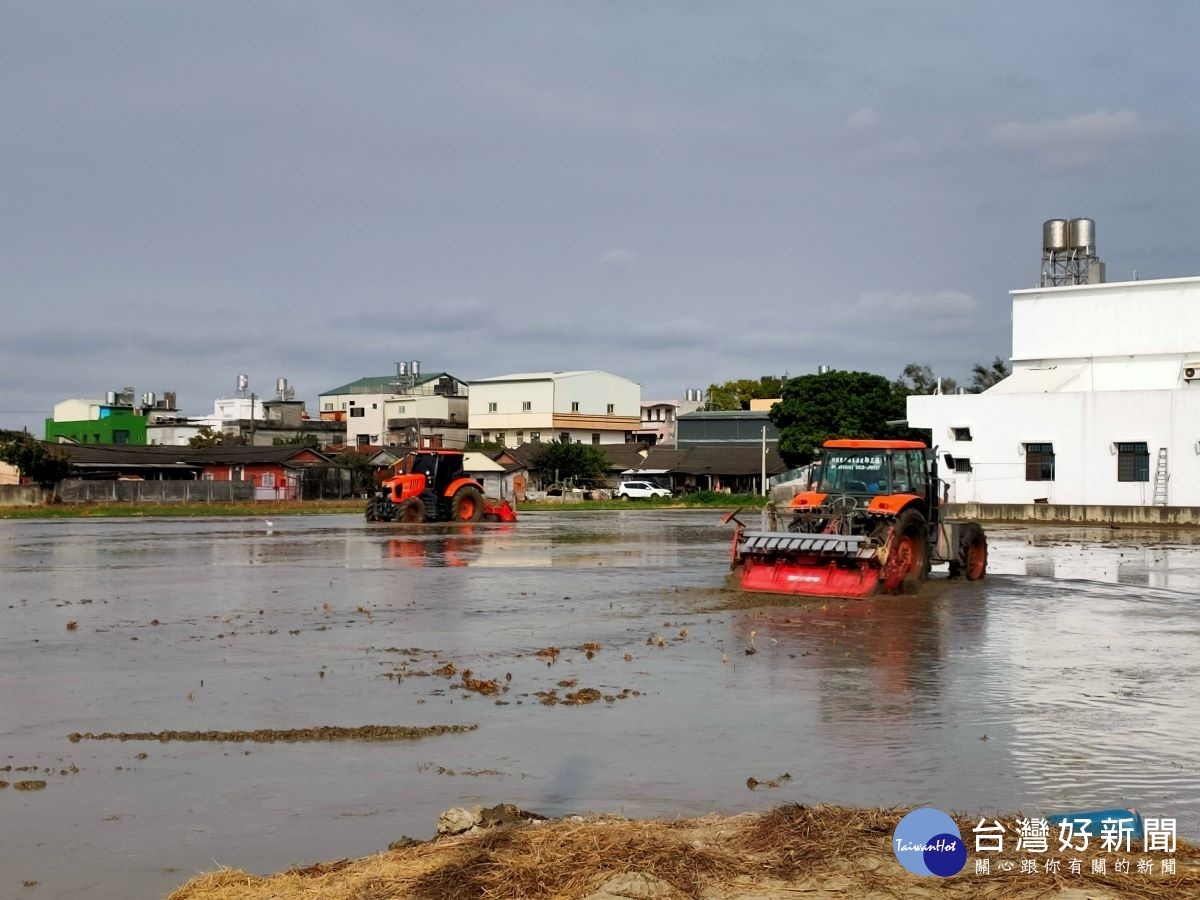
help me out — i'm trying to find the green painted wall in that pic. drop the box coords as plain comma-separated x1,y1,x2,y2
45,411,148,445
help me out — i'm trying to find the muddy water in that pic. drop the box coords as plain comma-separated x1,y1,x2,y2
1,513,1199,898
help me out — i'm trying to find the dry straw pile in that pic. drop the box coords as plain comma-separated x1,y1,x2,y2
168,804,1199,900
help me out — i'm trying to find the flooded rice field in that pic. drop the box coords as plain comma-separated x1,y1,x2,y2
2,511,1199,898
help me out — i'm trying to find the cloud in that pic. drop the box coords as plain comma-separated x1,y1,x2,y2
846,107,880,129
990,109,1145,151
599,248,637,267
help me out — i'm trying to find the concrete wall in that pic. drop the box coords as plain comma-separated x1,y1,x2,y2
946,502,1200,527
0,485,51,506
57,480,255,503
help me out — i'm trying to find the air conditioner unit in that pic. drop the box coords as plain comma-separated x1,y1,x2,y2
1184,362,1200,381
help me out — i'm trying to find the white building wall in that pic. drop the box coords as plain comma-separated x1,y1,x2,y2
1013,277,1200,362
910,389,1200,506
468,372,640,447
52,399,103,421
467,381,556,433
551,372,639,416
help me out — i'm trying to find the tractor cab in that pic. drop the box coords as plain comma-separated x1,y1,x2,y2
814,444,930,498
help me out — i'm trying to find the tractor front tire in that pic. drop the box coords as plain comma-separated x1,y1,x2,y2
450,486,485,523
398,497,426,523
949,522,988,580
881,508,929,594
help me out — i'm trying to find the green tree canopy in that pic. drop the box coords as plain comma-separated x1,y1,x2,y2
0,435,72,487
969,356,1010,392
531,440,608,487
769,370,907,465
704,376,786,411
188,425,224,448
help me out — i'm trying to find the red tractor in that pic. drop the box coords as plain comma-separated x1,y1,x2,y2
726,439,986,598
365,449,516,524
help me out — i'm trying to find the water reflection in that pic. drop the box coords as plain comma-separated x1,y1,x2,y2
2,514,1199,899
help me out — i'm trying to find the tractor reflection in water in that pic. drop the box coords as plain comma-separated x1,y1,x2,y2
384,525,517,567
366,449,516,524
727,440,987,599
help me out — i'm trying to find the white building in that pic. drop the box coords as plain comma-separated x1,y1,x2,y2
908,276,1200,507
319,372,469,449
467,371,640,448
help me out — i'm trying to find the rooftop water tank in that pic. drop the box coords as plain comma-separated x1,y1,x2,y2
1068,217,1095,251
1042,219,1069,251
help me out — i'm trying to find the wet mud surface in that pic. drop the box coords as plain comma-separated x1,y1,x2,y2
2,512,1199,897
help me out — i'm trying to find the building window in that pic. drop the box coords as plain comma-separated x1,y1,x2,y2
516,431,524,443
560,432,570,443
357,434,370,446
591,433,600,445
483,432,491,442
323,403,333,411
953,457,973,473
607,403,615,414
372,403,377,410
952,426,972,441
349,400,355,406
1116,442,1150,482
522,401,532,411
397,405,406,414
262,472,275,488
531,432,541,442
1024,443,1055,481
350,407,365,418
571,402,580,412
112,430,130,444
496,432,505,445
488,402,498,412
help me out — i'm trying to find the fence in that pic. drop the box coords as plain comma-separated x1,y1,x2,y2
57,480,255,504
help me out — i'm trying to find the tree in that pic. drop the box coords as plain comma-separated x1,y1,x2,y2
530,440,608,487
704,376,786,411
969,356,1010,392
770,370,907,465
335,450,377,495
273,432,318,448
892,363,957,397
0,435,72,487
188,426,224,448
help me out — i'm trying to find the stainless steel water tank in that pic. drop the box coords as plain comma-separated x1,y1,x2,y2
1043,219,1069,251
1069,217,1095,250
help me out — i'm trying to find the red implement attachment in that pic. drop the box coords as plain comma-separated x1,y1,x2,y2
483,499,518,523
725,509,906,600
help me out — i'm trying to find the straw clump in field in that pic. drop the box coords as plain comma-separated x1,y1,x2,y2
167,804,1200,900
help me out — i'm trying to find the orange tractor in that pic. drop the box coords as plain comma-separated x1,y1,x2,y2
726,439,986,598
365,449,517,524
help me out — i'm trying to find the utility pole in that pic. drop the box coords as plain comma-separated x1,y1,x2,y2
761,425,767,497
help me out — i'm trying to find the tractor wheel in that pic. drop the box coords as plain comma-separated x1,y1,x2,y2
364,498,380,521
450,486,485,523
949,522,988,580
398,497,426,524
880,509,929,594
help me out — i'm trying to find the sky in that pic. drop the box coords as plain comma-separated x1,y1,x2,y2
4,2,1200,434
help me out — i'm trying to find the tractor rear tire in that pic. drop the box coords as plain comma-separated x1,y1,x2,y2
949,522,988,580
450,486,485,523
398,497,426,523
881,508,929,594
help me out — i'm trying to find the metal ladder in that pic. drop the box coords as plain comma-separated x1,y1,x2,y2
1152,447,1169,506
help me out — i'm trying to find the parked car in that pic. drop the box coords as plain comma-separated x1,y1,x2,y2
617,480,671,499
